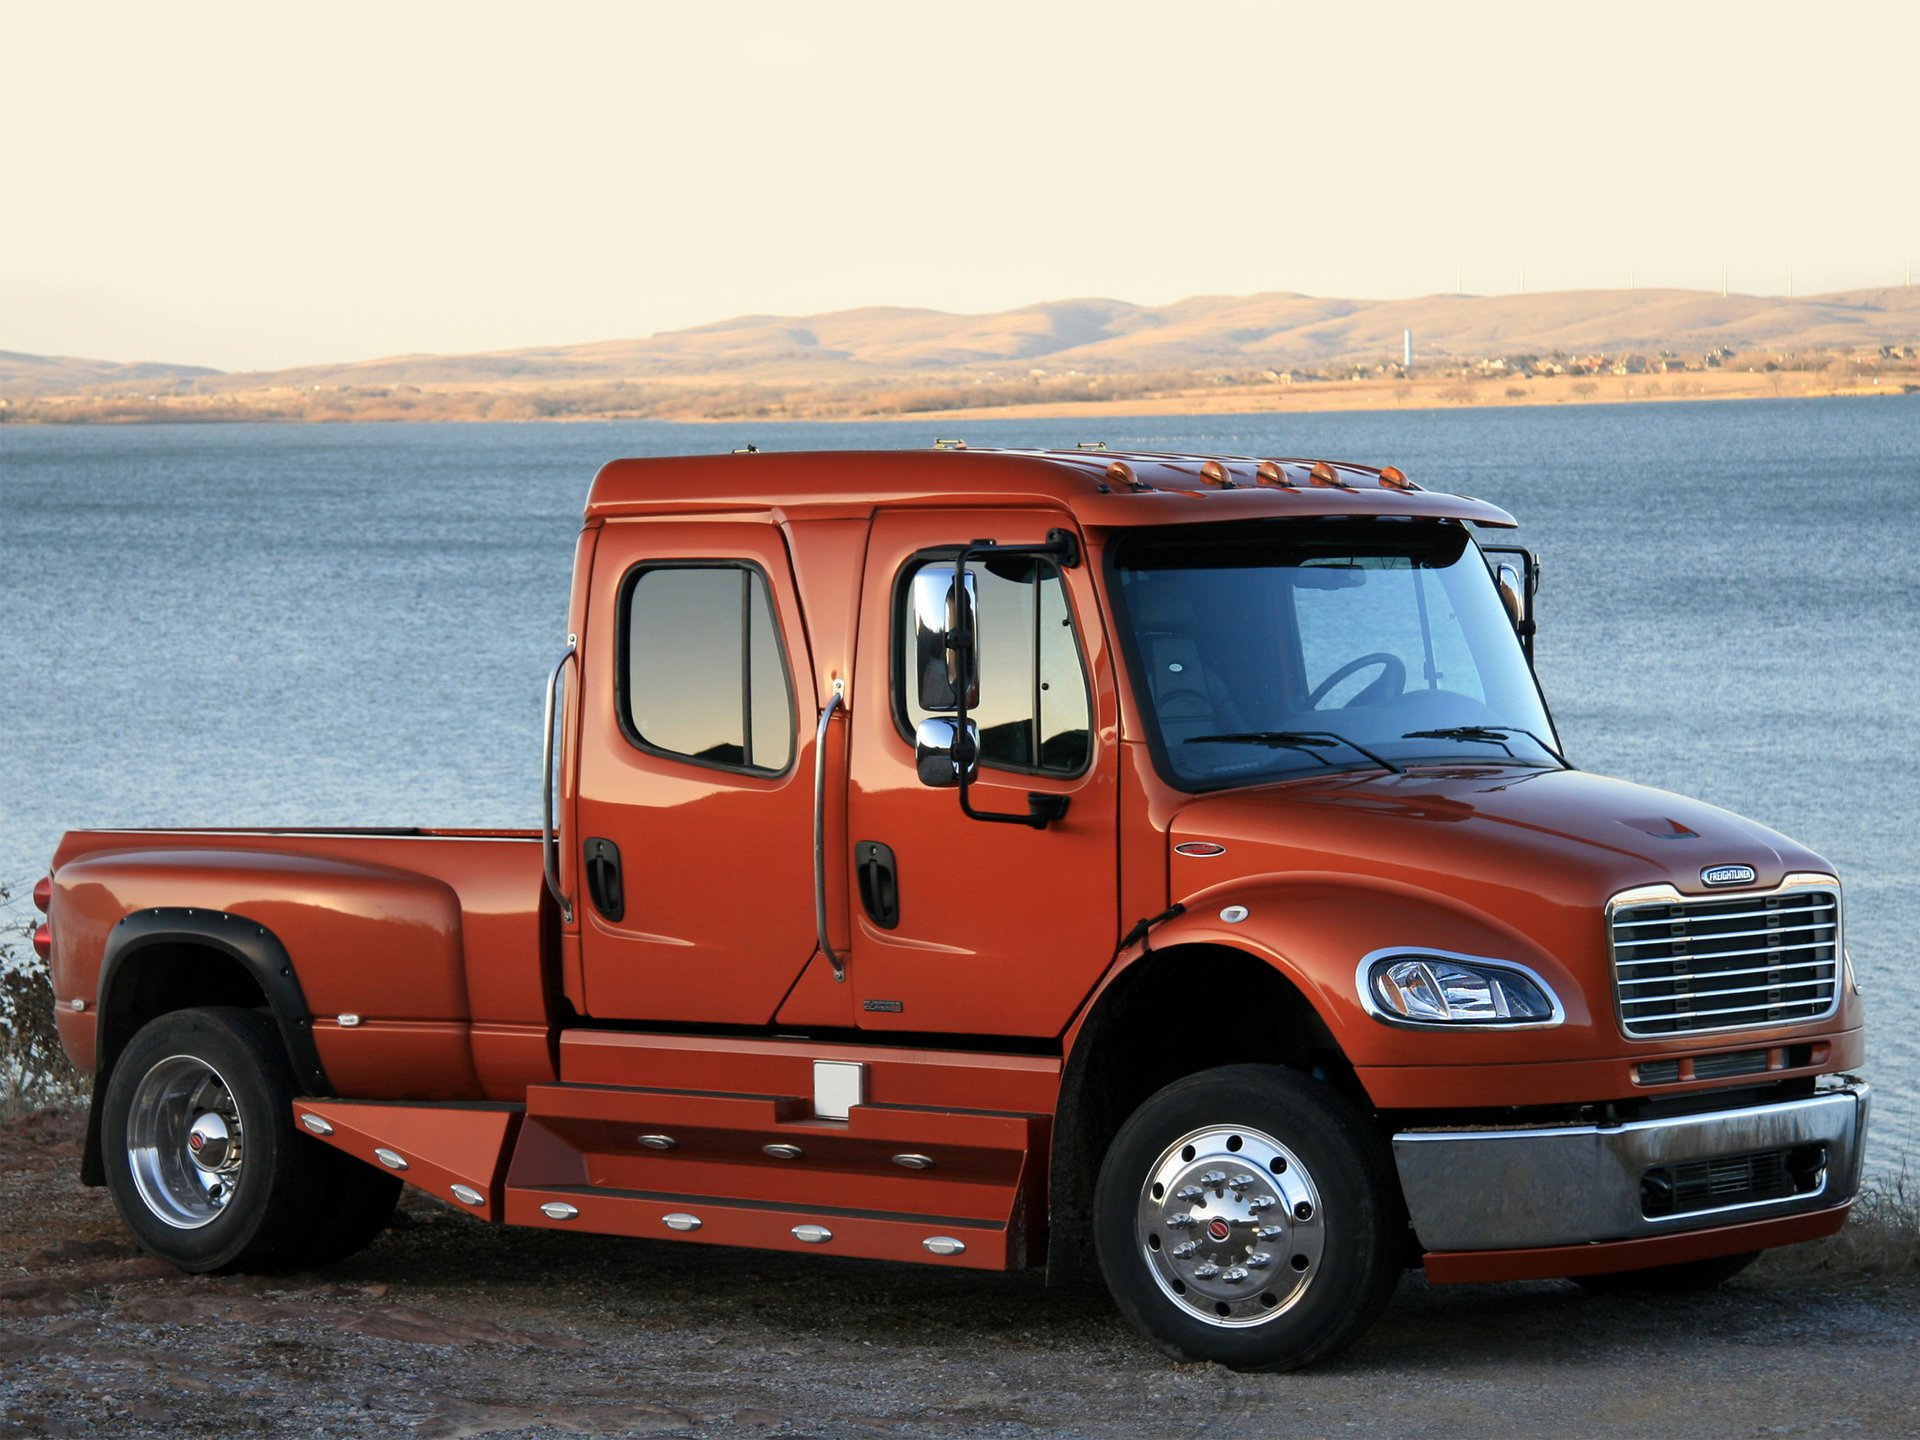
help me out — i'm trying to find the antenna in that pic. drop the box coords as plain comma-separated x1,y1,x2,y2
1722,263,1728,299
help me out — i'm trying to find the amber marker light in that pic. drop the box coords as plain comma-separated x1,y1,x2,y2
1378,465,1418,491
1308,460,1355,490
1254,460,1299,489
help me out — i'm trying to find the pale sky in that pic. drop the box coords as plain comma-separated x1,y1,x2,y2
5,0,1917,372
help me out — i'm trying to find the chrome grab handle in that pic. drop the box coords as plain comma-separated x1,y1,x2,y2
542,638,578,924
813,679,847,982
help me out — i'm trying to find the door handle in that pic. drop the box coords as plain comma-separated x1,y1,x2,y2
855,841,900,929
583,837,624,922
813,679,848,981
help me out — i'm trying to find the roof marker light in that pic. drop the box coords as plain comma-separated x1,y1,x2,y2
933,437,968,450
1254,460,1299,490
1106,460,1152,492
1378,465,1419,491
1199,460,1239,489
1309,461,1356,490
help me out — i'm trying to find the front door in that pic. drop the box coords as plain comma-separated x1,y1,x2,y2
574,517,818,1024
844,508,1120,1038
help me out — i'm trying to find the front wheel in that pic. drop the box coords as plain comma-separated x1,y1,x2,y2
1094,1064,1405,1372
102,1007,327,1273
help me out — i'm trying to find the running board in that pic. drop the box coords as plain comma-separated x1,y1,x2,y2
502,1032,1059,1270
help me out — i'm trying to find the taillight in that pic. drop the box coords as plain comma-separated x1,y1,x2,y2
32,875,52,912
32,923,51,960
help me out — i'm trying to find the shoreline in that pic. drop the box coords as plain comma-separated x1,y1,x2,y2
3,367,1914,427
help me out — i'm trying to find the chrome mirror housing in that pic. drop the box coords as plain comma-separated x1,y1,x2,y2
914,717,979,788
911,567,978,712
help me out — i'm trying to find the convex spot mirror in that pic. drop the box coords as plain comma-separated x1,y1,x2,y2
1495,563,1525,630
914,717,980,788
911,567,978,712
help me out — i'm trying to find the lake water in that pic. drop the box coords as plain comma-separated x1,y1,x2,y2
2,402,1914,1173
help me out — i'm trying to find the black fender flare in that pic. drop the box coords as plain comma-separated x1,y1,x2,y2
82,908,330,1185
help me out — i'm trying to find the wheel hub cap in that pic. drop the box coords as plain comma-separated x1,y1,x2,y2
185,1112,232,1171
1136,1124,1324,1328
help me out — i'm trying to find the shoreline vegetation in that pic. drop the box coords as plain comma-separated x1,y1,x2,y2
5,284,1917,426
2,352,1915,427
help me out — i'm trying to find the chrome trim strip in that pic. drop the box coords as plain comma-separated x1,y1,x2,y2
813,680,847,982
541,638,578,925
1606,872,1842,1041
1394,1082,1868,1251
1355,946,1567,1030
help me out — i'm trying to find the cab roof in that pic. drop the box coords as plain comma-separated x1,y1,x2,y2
584,447,1516,529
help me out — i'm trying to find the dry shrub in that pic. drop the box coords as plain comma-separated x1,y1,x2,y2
1756,1170,1920,1279
0,879,87,1119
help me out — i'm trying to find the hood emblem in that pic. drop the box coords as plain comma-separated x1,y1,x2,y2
1701,864,1757,887
1175,842,1227,858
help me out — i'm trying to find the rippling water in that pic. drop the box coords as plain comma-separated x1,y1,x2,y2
3,401,1914,1171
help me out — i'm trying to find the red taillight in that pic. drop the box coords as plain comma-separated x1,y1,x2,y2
32,875,52,912
32,922,52,960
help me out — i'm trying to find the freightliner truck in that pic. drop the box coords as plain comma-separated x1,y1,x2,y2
35,446,1868,1370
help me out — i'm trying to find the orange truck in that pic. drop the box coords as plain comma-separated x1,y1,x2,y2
36,446,1868,1370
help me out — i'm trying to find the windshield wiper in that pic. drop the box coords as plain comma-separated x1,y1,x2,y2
1401,726,1568,767
1185,730,1407,775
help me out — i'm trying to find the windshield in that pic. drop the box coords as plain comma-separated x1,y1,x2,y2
1110,518,1561,789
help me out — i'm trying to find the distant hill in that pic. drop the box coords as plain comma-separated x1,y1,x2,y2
0,349,219,398
5,287,1917,422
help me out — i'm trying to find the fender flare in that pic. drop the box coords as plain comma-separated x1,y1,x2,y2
83,908,330,1186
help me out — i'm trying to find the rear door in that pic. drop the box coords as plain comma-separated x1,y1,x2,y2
574,517,818,1023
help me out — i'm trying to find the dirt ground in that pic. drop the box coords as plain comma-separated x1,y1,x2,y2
3,1109,1915,1440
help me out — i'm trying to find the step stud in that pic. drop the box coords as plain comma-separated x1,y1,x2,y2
540,1201,579,1221
299,1114,333,1136
764,1143,804,1161
922,1236,967,1256
450,1184,485,1207
792,1224,833,1244
639,1134,677,1150
892,1153,935,1170
374,1148,408,1171
662,1213,702,1232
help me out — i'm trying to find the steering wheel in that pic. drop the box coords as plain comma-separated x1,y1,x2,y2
1306,652,1407,709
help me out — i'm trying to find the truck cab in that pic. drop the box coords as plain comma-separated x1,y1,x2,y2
39,447,1868,1372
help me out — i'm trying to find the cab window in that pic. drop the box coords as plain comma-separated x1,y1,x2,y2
898,555,1091,774
621,564,794,773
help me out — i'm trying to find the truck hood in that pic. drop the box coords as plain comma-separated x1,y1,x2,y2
1168,764,1833,926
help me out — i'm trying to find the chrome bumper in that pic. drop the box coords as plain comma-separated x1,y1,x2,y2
1393,1080,1869,1252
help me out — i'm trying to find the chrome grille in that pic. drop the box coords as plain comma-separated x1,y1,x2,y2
1610,886,1840,1038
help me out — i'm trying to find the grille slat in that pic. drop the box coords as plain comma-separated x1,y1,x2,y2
1610,887,1841,1038
1619,960,1836,988
1615,919,1836,947
1613,904,1833,928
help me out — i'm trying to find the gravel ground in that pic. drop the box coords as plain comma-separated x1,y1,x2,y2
3,1109,1915,1440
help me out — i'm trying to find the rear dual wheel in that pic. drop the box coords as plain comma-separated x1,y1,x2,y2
103,1007,398,1273
1094,1064,1404,1372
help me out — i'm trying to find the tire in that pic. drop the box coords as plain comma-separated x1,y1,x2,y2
1572,1250,1761,1295
1093,1064,1405,1372
282,1148,402,1270
102,1007,327,1273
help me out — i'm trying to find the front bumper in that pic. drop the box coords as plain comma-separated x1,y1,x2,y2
1393,1079,1869,1252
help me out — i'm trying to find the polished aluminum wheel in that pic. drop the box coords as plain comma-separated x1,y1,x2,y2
1134,1124,1324,1328
124,1054,246,1230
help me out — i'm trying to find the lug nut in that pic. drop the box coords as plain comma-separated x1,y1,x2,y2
1166,1212,1198,1228
1171,1241,1199,1258
1244,1252,1274,1270
1175,1185,1204,1202
1229,1173,1255,1192
1198,1170,1228,1187
1192,1263,1220,1279
1248,1195,1277,1213
1257,1225,1285,1241
1221,1267,1249,1284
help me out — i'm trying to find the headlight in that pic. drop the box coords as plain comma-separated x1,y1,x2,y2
1358,950,1564,1028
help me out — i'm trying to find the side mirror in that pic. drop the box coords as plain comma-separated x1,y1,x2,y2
911,567,978,712
1495,563,1525,630
914,717,979,788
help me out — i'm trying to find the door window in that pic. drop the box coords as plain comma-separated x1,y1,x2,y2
898,556,1091,774
620,564,794,773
